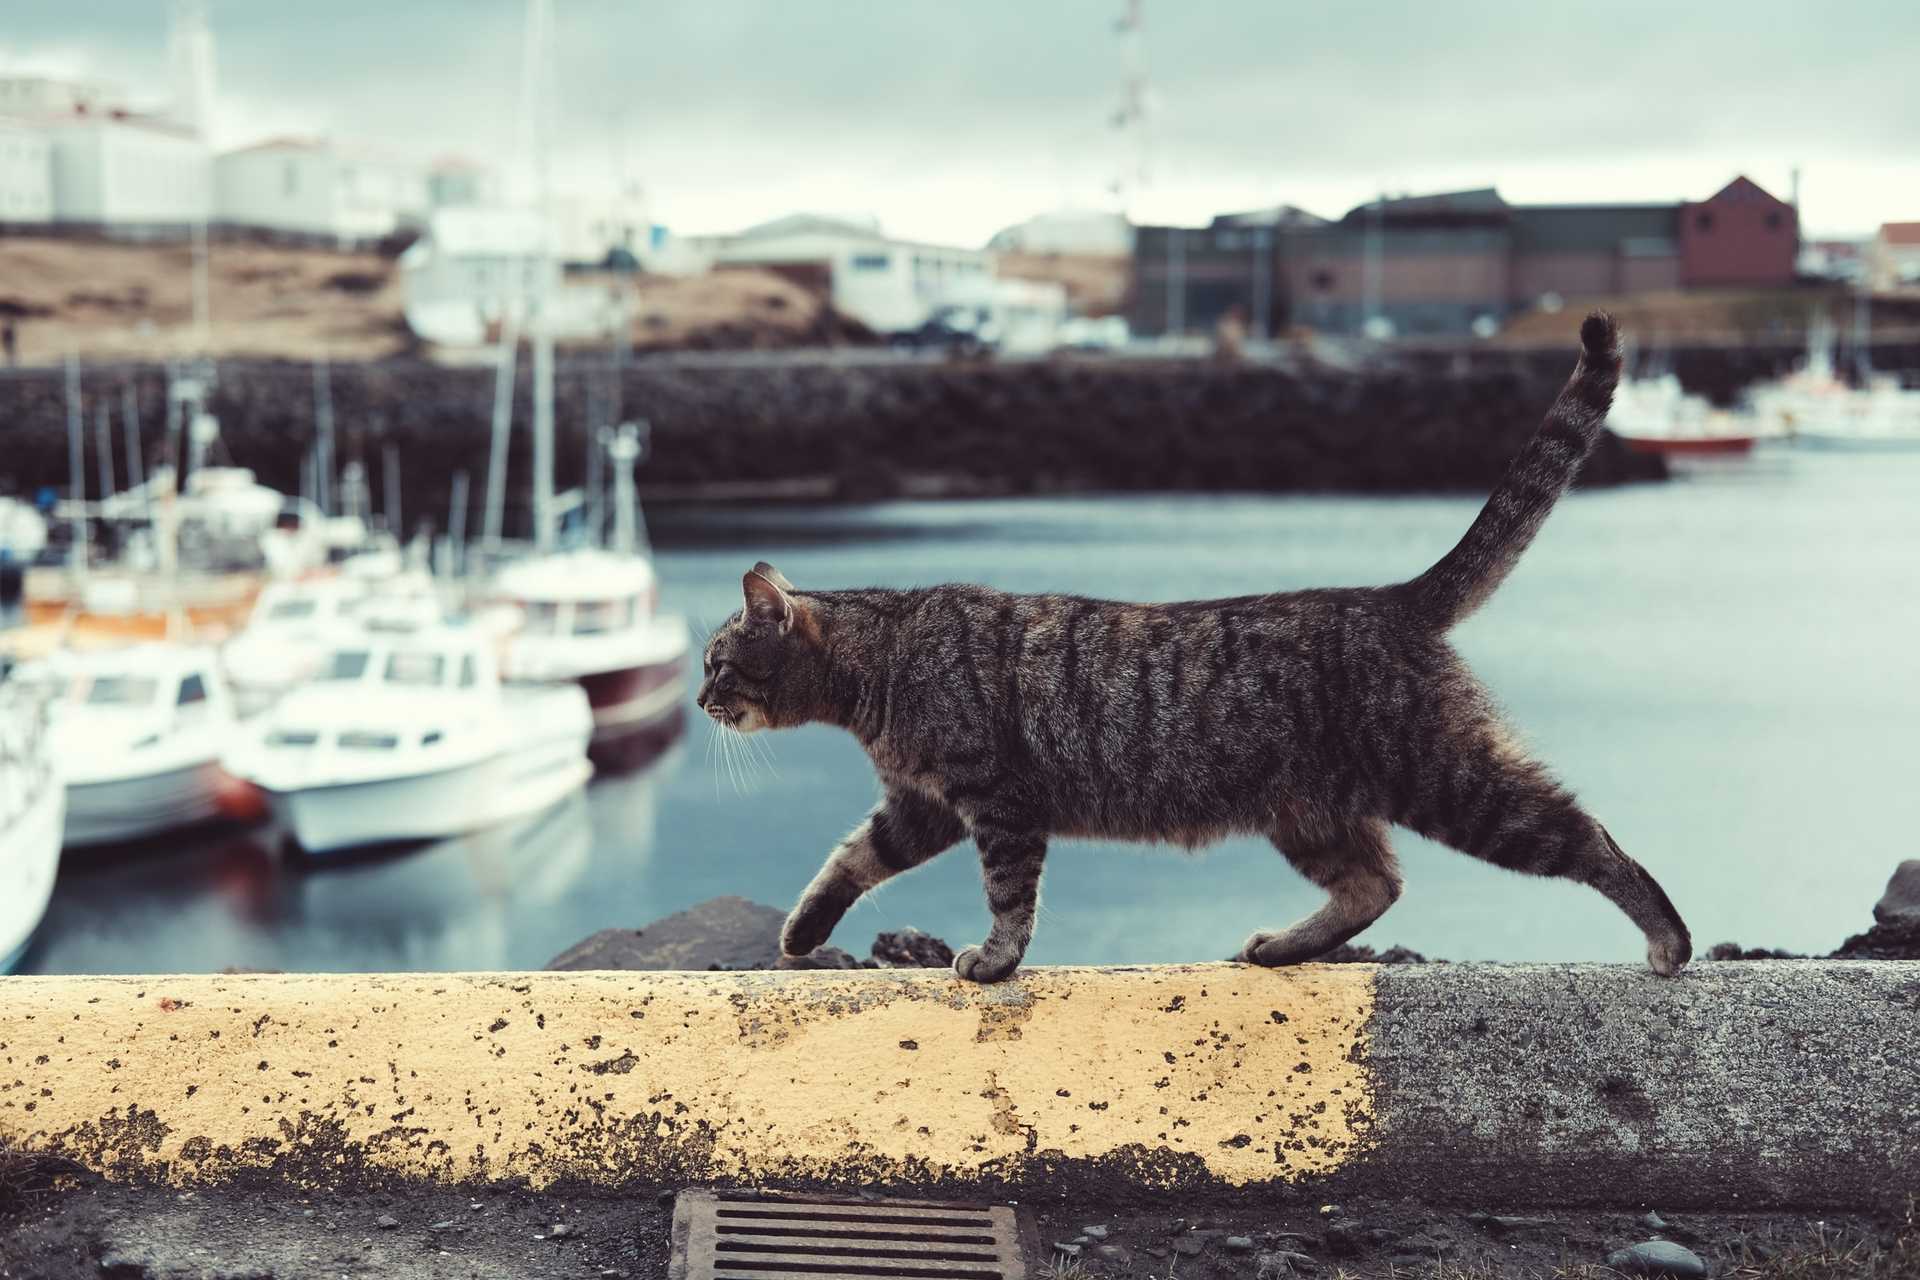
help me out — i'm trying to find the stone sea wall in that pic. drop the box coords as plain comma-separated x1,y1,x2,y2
0,353,1681,535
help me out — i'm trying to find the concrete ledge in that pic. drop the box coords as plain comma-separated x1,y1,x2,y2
1,962,1914,1209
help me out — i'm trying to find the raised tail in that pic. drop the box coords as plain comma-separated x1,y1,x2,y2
1404,311,1623,628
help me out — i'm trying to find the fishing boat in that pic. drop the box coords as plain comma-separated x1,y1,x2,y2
223,577,375,716
40,643,243,847
1607,373,1759,456
223,624,592,854
495,547,690,761
0,679,63,971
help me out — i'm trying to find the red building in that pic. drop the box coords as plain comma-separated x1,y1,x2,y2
1676,176,1799,288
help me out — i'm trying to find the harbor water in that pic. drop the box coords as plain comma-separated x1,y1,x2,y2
20,450,1920,974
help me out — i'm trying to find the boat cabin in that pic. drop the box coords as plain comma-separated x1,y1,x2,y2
494,550,657,639
47,645,233,747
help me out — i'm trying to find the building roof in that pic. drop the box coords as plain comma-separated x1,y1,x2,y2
735,212,883,242
1210,204,1328,229
34,107,199,139
1510,203,1679,252
1343,188,1509,224
1879,222,1920,246
222,135,328,155
1692,175,1789,208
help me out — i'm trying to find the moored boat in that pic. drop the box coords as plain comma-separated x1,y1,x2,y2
223,625,592,854
39,644,243,847
494,548,690,760
0,680,63,971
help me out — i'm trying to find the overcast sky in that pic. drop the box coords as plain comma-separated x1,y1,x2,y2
4,1,1915,245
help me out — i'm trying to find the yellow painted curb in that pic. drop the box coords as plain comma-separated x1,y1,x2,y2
0,966,1375,1190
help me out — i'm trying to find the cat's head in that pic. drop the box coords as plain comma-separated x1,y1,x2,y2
695,561,822,733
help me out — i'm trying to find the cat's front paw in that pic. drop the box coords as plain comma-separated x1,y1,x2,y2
953,944,1020,984
780,899,842,957
1232,931,1305,967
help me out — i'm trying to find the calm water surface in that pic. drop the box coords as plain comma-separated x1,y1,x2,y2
23,450,1920,974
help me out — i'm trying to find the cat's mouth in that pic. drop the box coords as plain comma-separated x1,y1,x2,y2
707,702,767,734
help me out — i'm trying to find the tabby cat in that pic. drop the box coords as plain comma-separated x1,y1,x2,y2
696,313,1692,982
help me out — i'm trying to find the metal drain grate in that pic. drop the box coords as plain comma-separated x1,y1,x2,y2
670,1189,1030,1280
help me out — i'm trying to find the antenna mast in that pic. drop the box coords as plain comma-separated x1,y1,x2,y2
1111,0,1148,216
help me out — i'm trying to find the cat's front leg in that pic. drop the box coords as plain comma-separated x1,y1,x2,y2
954,825,1047,983
781,788,965,957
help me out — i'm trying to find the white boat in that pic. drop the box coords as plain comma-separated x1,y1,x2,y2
223,625,592,854
41,644,241,847
223,577,376,716
1607,373,1766,455
1,680,63,971
495,548,691,760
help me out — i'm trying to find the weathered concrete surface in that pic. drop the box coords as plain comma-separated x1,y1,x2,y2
1358,962,1920,1209
1,962,1914,1210
0,966,1373,1193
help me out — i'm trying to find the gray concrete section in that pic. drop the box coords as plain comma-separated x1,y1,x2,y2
1362,961,1920,1210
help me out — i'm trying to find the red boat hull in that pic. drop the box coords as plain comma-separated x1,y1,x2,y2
1622,435,1756,456
577,655,689,770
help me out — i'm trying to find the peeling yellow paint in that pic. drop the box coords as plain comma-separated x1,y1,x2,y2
0,965,1376,1189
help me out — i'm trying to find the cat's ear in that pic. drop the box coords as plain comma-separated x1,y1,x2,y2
743,565,796,632
752,561,796,593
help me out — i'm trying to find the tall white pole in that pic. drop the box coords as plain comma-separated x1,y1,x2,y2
525,0,558,553
64,354,88,576
482,316,518,548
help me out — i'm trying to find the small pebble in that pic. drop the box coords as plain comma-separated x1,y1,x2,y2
1644,1210,1670,1232
1172,1237,1205,1256
1082,1225,1109,1240
1606,1240,1708,1278
1093,1244,1132,1265
1224,1235,1256,1252
548,1223,574,1239
1318,1204,1341,1217
374,1214,399,1230
1257,1250,1318,1274
1052,1242,1082,1259
428,1220,456,1232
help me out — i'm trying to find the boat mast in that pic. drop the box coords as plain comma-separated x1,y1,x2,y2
524,0,559,553
64,354,88,578
607,421,644,556
482,315,518,549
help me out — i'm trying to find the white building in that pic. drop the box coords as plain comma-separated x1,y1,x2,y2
707,213,995,334
0,0,214,236
399,206,609,347
426,157,500,210
987,209,1134,256
41,110,209,232
214,137,428,243
0,118,53,224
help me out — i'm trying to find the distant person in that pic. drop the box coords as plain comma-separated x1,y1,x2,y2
1,320,16,367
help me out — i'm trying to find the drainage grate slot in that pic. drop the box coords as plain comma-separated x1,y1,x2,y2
674,1190,1030,1280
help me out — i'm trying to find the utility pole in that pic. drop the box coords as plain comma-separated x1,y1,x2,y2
1111,0,1149,215
1166,228,1185,336
523,0,559,553
1361,193,1385,337
1250,228,1272,342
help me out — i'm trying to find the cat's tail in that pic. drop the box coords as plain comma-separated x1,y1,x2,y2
1403,311,1622,629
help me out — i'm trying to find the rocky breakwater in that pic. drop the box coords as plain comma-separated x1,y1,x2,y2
0,355,1662,533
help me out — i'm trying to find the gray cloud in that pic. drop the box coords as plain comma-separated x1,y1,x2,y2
4,0,1915,241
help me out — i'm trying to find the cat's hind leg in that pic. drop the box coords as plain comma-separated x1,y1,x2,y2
1235,817,1403,966
1402,731,1692,976
781,787,965,957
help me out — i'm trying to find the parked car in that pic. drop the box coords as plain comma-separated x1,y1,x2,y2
890,304,1000,357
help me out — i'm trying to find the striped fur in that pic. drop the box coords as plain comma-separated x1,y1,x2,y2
698,312,1691,982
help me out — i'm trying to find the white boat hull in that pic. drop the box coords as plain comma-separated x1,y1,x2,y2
1794,430,1920,452
265,728,591,855
2,776,63,971
64,760,228,848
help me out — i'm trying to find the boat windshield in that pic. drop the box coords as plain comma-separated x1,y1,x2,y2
318,650,371,681
574,600,618,635
384,652,446,687
265,599,319,622
78,675,160,707
521,600,563,636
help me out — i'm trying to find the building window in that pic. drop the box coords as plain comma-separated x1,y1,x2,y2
1764,211,1783,231
1311,268,1335,292
850,252,891,272
1695,211,1714,233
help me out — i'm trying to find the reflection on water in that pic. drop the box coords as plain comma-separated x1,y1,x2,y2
23,450,1920,973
